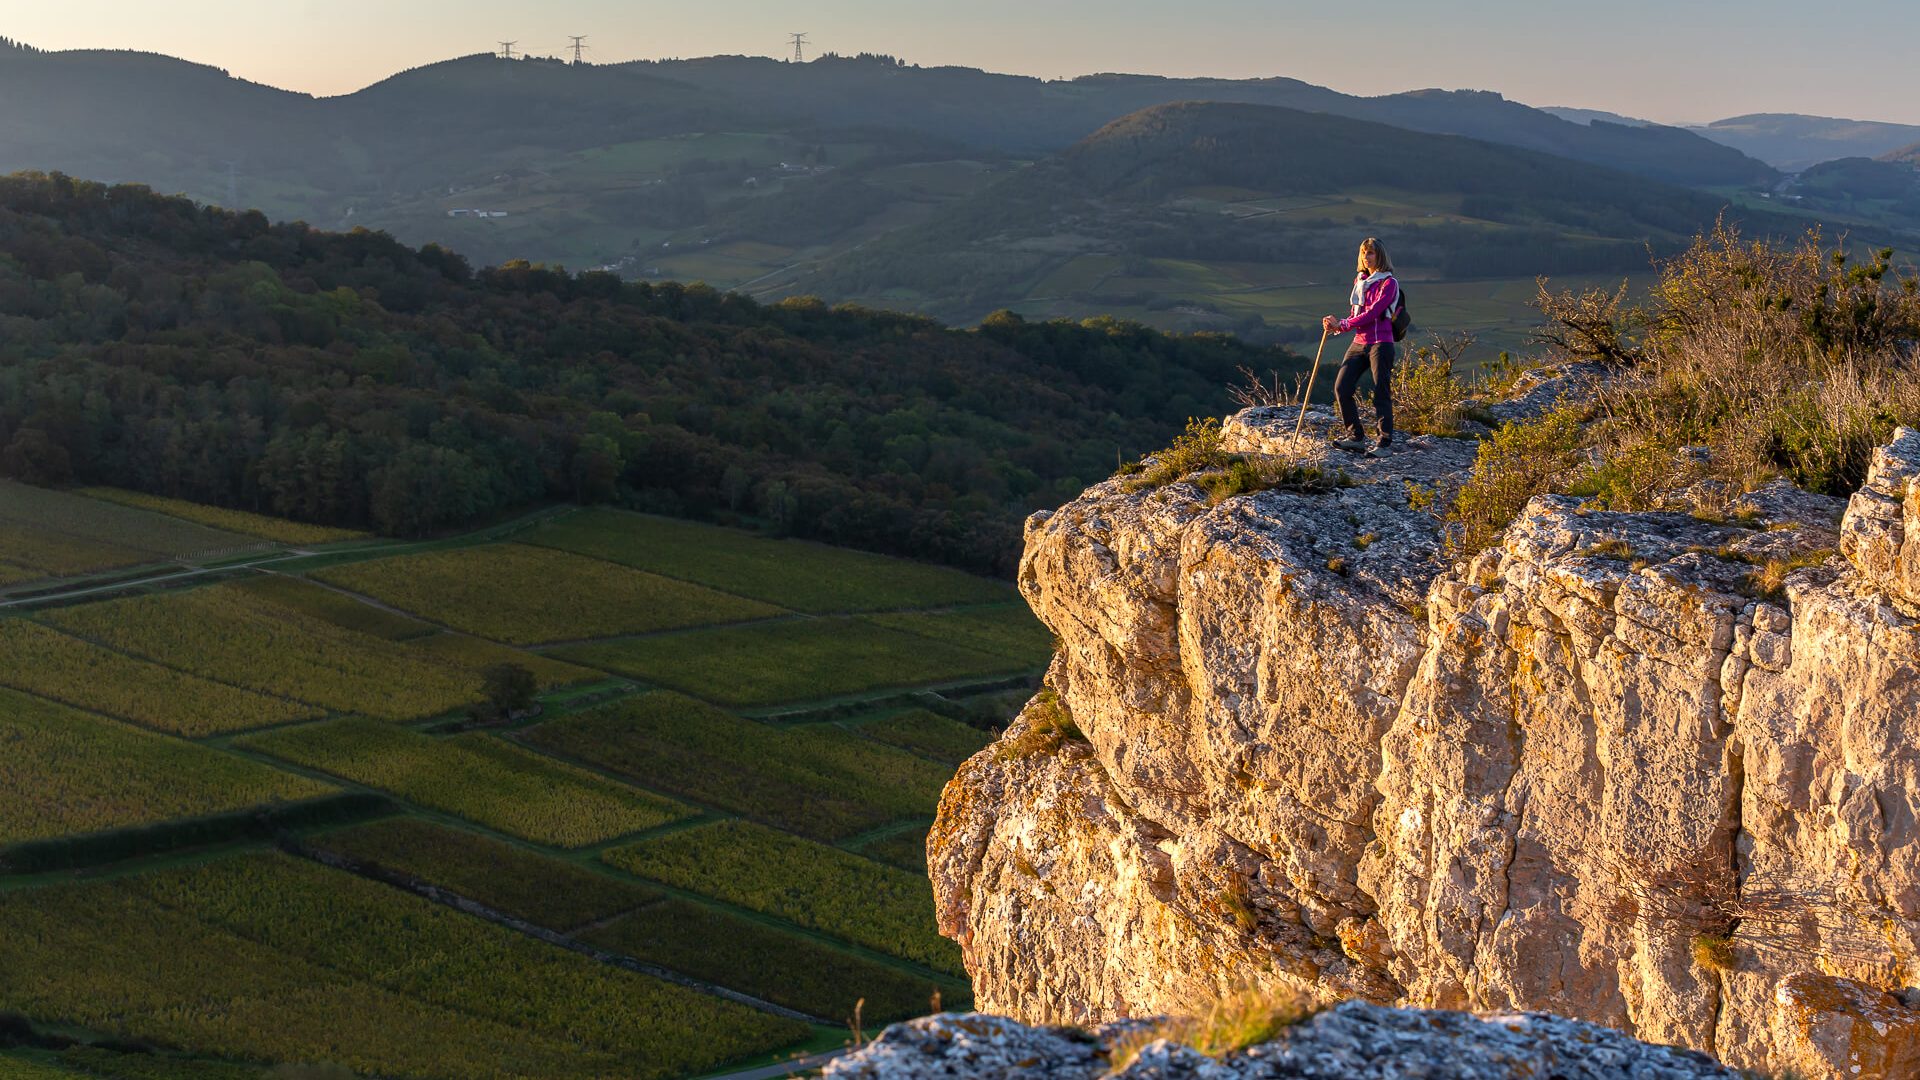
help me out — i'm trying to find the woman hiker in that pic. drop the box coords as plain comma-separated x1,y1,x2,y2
1321,237,1399,458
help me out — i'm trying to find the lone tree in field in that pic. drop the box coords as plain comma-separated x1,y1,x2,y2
474,663,539,723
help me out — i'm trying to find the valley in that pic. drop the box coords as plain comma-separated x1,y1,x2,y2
0,485,1044,1078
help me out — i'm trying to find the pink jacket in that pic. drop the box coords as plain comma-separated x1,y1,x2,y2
1339,274,1399,345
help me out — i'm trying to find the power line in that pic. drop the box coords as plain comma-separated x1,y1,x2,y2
788,32,809,64
497,40,517,60
568,35,589,65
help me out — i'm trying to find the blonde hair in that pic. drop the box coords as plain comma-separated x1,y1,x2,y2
1356,237,1393,275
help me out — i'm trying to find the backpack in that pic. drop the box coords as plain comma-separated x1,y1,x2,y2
1388,279,1412,342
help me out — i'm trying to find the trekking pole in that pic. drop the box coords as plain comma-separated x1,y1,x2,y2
1295,327,1332,439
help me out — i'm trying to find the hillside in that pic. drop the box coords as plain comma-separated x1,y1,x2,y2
1785,156,1920,223
636,56,1773,188
1693,112,1920,171
0,488,1050,1077
799,102,1813,346
0,173,1307,572
0,41,1781,342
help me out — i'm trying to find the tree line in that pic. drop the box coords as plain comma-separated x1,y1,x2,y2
0,173,1307,572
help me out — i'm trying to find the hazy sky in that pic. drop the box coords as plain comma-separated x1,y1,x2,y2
8,0,1915,125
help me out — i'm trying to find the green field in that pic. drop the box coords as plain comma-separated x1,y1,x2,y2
604,820,965,976
521,692,954,840
583,899,962,1024
0,489,1041,1076
552,615,1041,707
76,488,368,545
45,582,582,721
0,1058,79,1079
241,719,691,847
857,709,996,764
0,689,331,845
0,854,806,1079
314,543,784,644
855,826,935,875
0,481,259,580
229,574,439,640
0,620,321,736
523,508,1016,613
311,818,659,930
866,605,1054,663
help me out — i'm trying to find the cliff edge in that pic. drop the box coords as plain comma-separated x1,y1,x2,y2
930,405,1920,1079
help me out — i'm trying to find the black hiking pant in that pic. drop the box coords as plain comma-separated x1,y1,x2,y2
1334,340,1395,444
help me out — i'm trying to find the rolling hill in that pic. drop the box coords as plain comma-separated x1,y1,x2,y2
0,42,1778,287
0,172,1308,573
1690,112,1920,172
793,101,1818,349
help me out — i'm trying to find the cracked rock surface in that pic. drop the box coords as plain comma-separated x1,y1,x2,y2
930,411,1920,1079
823,1003,1739,1078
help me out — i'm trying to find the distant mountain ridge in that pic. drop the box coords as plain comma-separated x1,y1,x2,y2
0,41,1774,203
803,101,1813,327
629,56,1774,188
1689,112,1920,172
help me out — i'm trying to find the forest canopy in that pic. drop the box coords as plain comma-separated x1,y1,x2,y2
0,173,1306,572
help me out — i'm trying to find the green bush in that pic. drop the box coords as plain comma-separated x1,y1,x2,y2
1536,224,1920,507
1117,418,1231,491
1446,407,1589,557
996,689,1085,760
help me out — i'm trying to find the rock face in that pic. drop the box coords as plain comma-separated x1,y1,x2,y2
823,1002,1740,1079
930,410,1920,1079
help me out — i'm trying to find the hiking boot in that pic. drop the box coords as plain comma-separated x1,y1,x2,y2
1331,438,1367,452
1365,438,1393,459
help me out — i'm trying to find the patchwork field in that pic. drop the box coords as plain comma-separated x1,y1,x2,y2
313,543,783,644
241,719,691,847
583,899,957,1024
0,689,331,846
857,708,997,764
552,614,1037,707
603,820,966,976
311,818,660,930
76,488,368,545
45,580,590,721
0,620,320,736
0,491,1043,1077
855,826,935,874
0,854,805,1080
521,692,953,839
523,509,1014,612
0,481,261,584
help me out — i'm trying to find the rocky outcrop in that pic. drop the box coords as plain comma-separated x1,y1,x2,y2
823,1002,1740,1078
930,409,1920,1079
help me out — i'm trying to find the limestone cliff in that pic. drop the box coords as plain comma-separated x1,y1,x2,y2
930,404,1920,1080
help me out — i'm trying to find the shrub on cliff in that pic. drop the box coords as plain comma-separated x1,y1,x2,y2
1446,223,1920,555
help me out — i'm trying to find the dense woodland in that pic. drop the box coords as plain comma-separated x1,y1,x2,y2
0,174,1307,571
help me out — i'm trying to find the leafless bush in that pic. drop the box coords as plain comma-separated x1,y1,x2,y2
1228,365,1304,409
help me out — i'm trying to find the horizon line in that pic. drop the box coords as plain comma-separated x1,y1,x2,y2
0,36,1836,129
